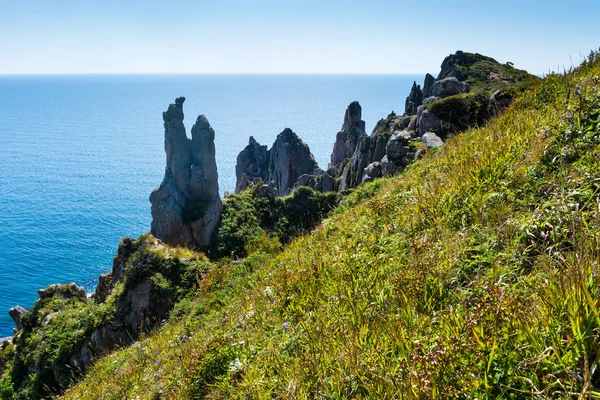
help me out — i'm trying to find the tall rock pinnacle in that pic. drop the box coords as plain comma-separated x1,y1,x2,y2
150,97,222,248
329,101,367,169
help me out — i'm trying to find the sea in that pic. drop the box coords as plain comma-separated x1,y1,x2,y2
0,74,419,336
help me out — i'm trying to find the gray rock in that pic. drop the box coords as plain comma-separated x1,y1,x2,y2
385,131,412,163
381,155,400,177
330,101,367,169
234,136,269,193
150,98,222,248
422,73,436,98
339,131,390,191
430,77,470,98
418,110,442,136
267,128,319,196
293,172,336,193
421,132,444,149
422,96,440,105
9,306,27,331
407,115,418,132
362,162,383,183
405,81,423,115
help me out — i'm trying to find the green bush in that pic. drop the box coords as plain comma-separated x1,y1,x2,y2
213,185,338,259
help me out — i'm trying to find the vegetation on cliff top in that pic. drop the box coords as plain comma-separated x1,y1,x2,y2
2,50,599,399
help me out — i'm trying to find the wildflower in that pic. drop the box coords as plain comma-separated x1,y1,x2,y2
311,228,319,234
114,368,118,374
245,310,255,319
159,389,163,395
134,343,141,348
264,286,273,296
154,351,159,355
229,358,243,373
182,335,188,340
272,298,277,304
282,322,290,330
155,359,160,364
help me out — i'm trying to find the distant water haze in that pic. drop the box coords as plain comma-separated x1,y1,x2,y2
0,74,418,336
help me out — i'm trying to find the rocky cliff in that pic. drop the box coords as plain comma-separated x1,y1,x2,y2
235,128,322,196
149,97,222,249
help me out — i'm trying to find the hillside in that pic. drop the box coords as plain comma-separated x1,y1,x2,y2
1,50,600,399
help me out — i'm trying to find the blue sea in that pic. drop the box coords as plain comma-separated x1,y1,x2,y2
0,74,418,336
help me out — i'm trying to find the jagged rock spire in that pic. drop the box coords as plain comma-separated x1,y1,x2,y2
329,101,367,169
150,98,222,248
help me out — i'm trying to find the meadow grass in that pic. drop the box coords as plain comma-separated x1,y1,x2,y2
56,51,600,399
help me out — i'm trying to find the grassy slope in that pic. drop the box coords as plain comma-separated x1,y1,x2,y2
62,54,600,399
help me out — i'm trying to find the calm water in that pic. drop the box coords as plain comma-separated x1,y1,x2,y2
0,74,418,336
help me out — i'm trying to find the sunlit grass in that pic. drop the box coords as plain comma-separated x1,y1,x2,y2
60,52,600,399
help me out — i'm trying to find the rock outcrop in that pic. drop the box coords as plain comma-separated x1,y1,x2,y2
329,101,367,169
268,128,320,196
150,97,222,248
235,127,321,196
9,306,27,331
235,136,269,192
430,77,470,98
405,81,423,116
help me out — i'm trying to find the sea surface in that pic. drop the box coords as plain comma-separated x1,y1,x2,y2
0,74,419,336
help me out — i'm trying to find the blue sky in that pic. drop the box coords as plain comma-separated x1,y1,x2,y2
1,0,598,75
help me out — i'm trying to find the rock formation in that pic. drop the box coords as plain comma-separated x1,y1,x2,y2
267,128,320,196
329,101,367,169
235,136,269,192
235,128,321,196
405,81,423,116
150,97,222,248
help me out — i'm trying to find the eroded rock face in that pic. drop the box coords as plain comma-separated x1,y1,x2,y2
422,73,436,98
235,136,270,193
9,306,27,331
430,77,470,98
267,128,320,196
150,98,222,248
330,101,367,169
405,81,423,116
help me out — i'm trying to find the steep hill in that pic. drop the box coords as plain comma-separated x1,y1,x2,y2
2,50,600,399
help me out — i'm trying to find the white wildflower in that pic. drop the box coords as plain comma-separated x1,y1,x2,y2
264,286,273,297
229,358,243,373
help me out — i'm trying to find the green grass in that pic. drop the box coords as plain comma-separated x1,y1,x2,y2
2,51,599,399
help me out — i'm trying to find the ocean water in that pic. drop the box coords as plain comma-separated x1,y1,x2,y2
0,74,419,336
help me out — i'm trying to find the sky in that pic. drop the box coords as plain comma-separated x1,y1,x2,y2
0,0,599,75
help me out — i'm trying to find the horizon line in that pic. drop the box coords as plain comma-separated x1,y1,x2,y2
0,71,433,77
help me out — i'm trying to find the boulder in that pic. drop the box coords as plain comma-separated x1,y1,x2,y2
422,96,440,105
234,136,269,193
385,131,412,163
9,306,27,331
418,110,442,136
267,128,319,196
362,162,383,183
430,77,470,98
329,101,367,169
293,173,336,193
150,98,222,248
421,132,444,149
